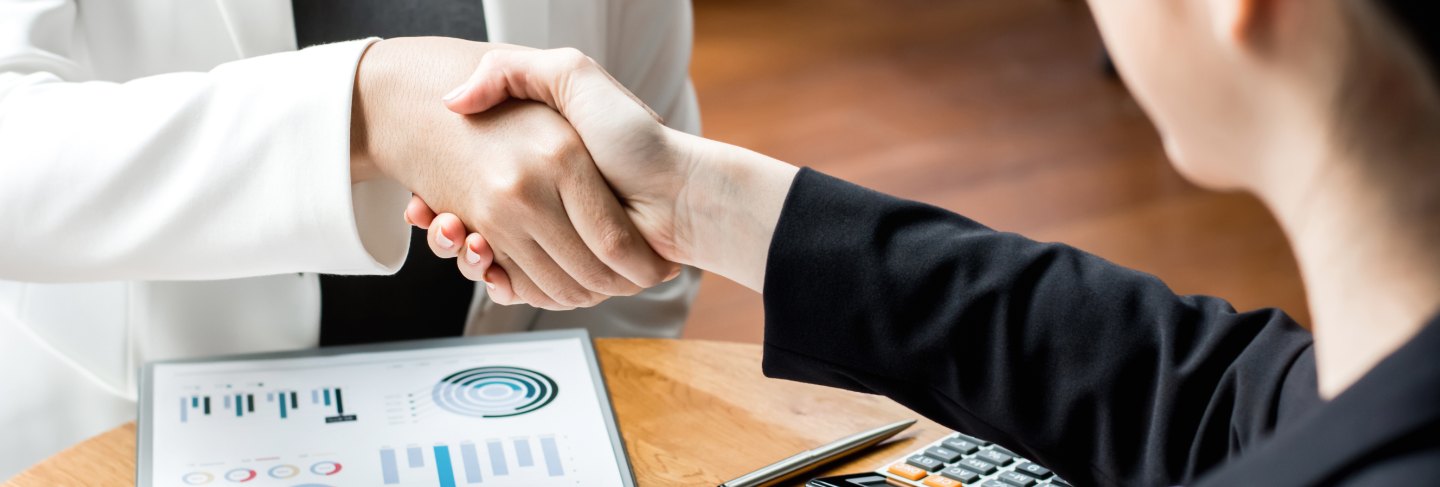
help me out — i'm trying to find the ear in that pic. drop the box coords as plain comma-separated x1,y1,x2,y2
1209,0,1264,46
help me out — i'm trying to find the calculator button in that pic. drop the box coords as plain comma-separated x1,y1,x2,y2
940,467,981,484
990,445,1017,457
981,481,1010,487
888,462,929,481
976,449,1014,466
1014,462,1052,478
923,446,963,463
921,475,964,487
996,471,1038,486
940,438,981,454
952,432,991,446
955,458,998,475
907,454,945,472
1048,480,1072,487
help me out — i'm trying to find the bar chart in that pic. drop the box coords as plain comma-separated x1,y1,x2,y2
149,335,629,486
178,386,355,425
378,435,569,485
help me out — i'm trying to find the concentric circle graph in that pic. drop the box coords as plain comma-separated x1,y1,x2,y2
431,366,558,418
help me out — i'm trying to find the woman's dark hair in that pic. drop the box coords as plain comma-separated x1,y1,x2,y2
1377,0,1440,83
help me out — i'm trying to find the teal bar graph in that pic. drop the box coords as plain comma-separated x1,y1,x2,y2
179,387,342,424
378,436,567,484
433,445,456,487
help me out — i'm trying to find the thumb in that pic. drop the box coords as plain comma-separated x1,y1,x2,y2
441,48,662,123
441,49,519,115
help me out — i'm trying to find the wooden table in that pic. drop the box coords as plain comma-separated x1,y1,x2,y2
6,339,945,486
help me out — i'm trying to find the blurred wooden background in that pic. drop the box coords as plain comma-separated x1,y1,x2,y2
679,0,1309,343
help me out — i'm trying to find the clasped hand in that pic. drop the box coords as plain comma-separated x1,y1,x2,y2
377,44,699,310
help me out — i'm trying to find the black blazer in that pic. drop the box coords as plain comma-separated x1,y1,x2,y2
760,169,1440,486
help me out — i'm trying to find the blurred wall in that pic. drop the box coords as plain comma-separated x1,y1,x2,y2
681,0,1308,343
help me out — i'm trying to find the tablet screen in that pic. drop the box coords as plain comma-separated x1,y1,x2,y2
139,331,630,487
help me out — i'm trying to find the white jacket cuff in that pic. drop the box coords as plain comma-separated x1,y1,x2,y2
220,38,409,275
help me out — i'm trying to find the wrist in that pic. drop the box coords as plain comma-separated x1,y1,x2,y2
349,39,405,186
349,38,505,191
349,102,380,184
665,128,798,291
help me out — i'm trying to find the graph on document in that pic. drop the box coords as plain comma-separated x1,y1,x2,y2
387,366,559,425
178,385,357,425
149,337,628,487
178,457,343,486
378,435,572,486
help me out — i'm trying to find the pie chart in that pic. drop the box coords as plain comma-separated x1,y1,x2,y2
431,366,558,418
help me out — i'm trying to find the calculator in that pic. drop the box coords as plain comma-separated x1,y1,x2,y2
874,431,1069,487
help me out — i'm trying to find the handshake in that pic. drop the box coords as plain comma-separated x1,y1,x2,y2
352,38,796,310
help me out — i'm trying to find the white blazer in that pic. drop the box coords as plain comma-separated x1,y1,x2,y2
0,0,701,477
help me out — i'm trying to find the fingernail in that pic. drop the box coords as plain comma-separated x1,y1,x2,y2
664,267,682,282
442,85,465,103
485,282,496,292
466,247,481,265
436,231,454,249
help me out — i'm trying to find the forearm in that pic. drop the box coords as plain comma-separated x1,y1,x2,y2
664,129,799,291
757,169,1319,485
0,40,397,280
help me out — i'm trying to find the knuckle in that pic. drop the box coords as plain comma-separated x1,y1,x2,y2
568,265,606,289
492,175,541,207
594,225,641,264
553,48,593,70
627,258,669,288
555,287,593,308
513,285,545,307
459,264,484,282
637,269,666,288
536,137,583,165
581,293,608,308
488,292,512,305
575,266,625,295
488,174,528,201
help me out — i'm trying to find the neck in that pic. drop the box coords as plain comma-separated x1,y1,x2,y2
1261,136,1440,399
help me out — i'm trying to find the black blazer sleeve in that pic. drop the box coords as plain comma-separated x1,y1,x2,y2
760,169,1321,486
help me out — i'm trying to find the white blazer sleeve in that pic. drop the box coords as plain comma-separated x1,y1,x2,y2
0,0,410,282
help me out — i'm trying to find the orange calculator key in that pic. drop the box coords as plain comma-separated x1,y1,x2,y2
887,462,929,481
922,475,964,487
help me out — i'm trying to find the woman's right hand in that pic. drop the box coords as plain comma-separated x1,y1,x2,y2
424,48,798,302
442,48,698,265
